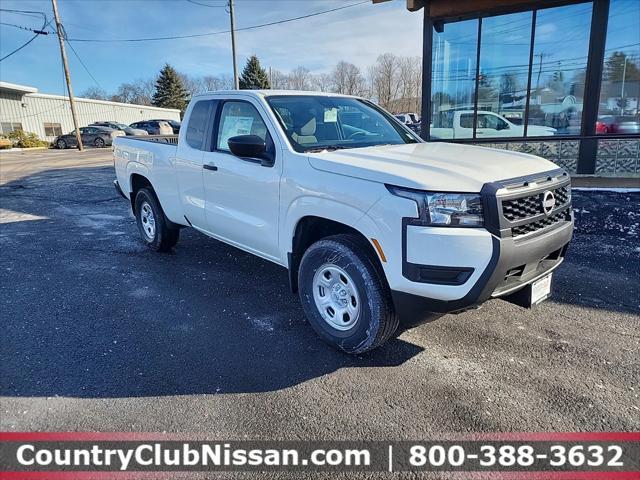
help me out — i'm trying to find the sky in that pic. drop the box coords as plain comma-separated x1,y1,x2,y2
0,0,423,96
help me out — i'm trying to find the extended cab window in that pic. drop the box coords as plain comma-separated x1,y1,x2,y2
266,95,418,152
478,113,509,130
460,114,474,129
186,100,214,150
216,101,269,151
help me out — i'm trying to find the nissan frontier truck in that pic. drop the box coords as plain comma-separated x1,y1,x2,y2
113,90,573,354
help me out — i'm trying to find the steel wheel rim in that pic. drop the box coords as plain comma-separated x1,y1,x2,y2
312,263,361,331
140,201,156,240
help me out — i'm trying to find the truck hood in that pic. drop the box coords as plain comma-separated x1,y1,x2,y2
307,142,560,192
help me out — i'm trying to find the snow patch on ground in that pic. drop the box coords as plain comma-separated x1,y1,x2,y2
0,209,48,224
247,315,275,332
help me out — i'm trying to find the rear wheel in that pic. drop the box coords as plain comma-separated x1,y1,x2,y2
56,139,67,149
298,234,398,354
94,137,105,148
134,187,179,252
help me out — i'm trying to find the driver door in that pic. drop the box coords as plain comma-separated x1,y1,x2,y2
476,113,510,137
202,99,282,262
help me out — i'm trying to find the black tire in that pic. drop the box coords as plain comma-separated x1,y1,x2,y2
134,187,179,252
298,234,399,354
94,137,105,148
56,139,66,149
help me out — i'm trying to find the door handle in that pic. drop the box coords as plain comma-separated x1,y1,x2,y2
203,164,218,171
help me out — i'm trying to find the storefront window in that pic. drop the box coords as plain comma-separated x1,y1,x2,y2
431,19,478,139
477,12,532,138
527,3,592,136
597,0,640,135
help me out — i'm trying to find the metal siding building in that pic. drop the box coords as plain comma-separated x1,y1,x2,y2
0,82,181,142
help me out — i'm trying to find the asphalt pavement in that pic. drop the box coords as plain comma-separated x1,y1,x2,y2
0,149,638,474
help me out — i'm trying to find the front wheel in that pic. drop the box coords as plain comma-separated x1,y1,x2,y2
134,187,179,252
56,139,66,149
298,234,399,354
94,137,105,148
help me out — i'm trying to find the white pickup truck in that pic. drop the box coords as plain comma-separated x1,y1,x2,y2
431,110,557,139
113,90,573,354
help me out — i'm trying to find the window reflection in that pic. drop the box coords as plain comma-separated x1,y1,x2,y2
597,0,640,135
477,12,534,138
431,20,478,139
527,3,592,136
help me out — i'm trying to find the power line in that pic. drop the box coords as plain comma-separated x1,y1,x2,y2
185,0,226,8
67,1,369,43
65,39,104,90
0,15,51,62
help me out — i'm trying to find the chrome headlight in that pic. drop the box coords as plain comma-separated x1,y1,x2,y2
387,186,484,227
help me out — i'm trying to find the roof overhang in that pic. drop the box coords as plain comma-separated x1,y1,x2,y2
0,81,38,95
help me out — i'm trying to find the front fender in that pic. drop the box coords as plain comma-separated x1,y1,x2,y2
283,196,372,255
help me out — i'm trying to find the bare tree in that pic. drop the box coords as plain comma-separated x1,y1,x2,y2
80,86,107,100
110,78,154,106
331,61,366,96
312,72,333,92
267,68,289,90
178,73,205,97
370,53,400,110
397,56,422,113
288,66,312,91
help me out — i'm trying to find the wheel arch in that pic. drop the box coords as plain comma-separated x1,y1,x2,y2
288,215,384,293
129,173,153,214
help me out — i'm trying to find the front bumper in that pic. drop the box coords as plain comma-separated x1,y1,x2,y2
391,169,574,324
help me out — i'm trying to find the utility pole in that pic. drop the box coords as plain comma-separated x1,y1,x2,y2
228,0,239,89
52,0,83,150
620,55,628,112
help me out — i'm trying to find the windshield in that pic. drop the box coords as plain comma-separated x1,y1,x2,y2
266,95,419,152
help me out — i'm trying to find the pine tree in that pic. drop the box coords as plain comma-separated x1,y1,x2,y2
152,64,189,113
239,55,271,90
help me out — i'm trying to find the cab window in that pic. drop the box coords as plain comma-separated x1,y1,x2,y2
216,101,269,152
186,100,214,150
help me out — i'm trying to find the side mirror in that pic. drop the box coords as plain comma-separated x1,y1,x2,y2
227,135,272,166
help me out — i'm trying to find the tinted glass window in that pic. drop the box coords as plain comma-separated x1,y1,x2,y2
431,19,478,139
460,114,474,129
217,101,269,151
186,100,214,150
597,0,640,135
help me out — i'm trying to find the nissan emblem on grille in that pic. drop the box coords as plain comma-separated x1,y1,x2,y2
542,191,556,215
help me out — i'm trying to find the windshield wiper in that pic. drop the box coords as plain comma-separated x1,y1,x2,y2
305,145,351,153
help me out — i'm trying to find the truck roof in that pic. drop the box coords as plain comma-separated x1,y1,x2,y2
191,90,358,100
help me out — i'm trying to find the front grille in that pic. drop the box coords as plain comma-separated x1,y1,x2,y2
511,209,570,237
502,184,570,221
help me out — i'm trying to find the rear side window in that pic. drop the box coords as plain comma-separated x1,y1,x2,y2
186,100,214,150
460,114,474,129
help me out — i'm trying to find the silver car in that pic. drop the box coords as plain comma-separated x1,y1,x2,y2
91,121,148,136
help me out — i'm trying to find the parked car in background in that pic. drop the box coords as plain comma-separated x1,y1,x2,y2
596,115,640,135
55,126,124,149
406,112,420,124
90,121,148,136
431,110,556,139
394,114,413,125
394,114,421,135
150,119,181,134
129,120,174,135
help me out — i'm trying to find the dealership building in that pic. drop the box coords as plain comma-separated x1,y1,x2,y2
382,0,640,178
0,81,180,142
